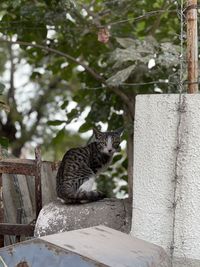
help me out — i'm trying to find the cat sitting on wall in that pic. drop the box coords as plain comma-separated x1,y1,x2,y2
56,127,123,204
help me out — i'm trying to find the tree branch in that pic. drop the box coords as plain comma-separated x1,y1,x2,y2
7,42,24,126
148,1,173,36
8,43,15,103
12,78,61,156
0,38,134,118
0,38,105,84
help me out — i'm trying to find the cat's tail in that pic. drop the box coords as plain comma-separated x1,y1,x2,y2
57,197,80,204
77,190,105,202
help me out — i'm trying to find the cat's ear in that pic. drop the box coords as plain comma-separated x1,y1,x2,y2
93,127,102,138
115,127,124,136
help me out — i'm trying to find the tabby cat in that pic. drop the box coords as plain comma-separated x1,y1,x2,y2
56,127,123,204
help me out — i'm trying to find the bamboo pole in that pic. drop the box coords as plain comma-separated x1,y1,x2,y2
0,147,4,247
186,0,199,93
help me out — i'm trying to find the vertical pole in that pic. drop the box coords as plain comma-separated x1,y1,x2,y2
0,147,4,247
186,0,198,93
35,146,42,218
16,208,22,243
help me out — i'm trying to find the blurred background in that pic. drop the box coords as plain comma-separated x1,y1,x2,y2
0,0,192,197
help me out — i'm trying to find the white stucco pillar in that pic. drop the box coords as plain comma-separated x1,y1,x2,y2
131,94,200,266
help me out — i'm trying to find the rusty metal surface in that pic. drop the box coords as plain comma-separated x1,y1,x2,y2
41,226,170,267
0,224,34,236
0,239,106,267
186,0,198,93
0,159,36,175
0,147,43,244
50,161,60,171
16,262,29,267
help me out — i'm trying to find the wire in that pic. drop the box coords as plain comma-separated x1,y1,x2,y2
170,1,186,266
121,81,176,86
109,9,177,26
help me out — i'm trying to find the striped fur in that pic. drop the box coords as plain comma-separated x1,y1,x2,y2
56,128,123,204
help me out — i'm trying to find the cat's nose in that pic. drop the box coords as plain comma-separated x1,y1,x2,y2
108,149,112,153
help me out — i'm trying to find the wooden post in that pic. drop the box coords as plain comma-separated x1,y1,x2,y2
0,147,4,247
35,146,42,218
0,173,4,247
186,0,199,93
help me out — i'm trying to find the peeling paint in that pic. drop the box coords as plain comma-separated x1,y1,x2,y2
16,261,30,267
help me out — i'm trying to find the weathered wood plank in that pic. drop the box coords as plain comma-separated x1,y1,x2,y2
41,163,58,204
2,160,59,245
17,175,34,222
35,147,42,218
0,223,34,236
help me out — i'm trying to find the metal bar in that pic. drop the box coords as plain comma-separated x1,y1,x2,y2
186,0,198,93
35,146,42,218
0,223,34,236
0,159,36,175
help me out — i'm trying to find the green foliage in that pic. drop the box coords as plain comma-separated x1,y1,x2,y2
97,152,128,198
0,82,9,113
107,36,180,89
47,120,67,126
42,128,85,161
0,0,185,196
0,136,9,149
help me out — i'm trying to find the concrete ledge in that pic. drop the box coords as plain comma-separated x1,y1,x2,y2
34,198,131,237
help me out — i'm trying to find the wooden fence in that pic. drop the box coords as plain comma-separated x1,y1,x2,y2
0,148,59,246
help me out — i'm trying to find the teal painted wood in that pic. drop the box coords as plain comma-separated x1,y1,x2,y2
0,226,170,267
0,239,105,267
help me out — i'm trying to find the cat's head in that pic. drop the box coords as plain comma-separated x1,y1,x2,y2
93,127,124,155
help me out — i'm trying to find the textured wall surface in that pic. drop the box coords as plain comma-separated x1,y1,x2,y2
131,94,200,265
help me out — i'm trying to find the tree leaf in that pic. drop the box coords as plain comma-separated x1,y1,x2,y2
0,82,5,94
157,43,179,67
67,108,79,123
0,137,9,149
116,37,135,48
79,122,92,133
106,65,135,86
113,154,123,163
60,100,69,110
110,37,157,69
0,96,10,113
47,120,67,126
52,128,66,145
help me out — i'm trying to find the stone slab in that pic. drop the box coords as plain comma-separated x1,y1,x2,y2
34,198,131,237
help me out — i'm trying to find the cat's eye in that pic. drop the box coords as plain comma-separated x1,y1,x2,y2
100,141,106,145
113,142,120,148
